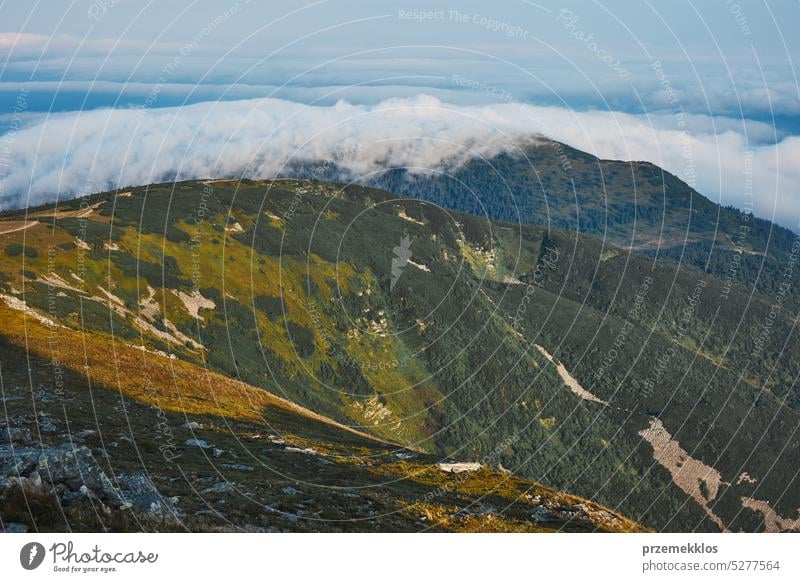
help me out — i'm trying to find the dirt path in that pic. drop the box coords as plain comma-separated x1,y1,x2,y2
0,220,39,235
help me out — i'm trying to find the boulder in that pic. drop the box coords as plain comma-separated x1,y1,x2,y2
0,426,32,444
185,438,210,449
437,462,482,474
202,481,233,495
118,474,173,515
530,505,557,522
1,444,122,507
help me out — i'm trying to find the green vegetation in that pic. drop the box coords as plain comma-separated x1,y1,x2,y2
0,303,641,533
0,170,796,533
342,140,799,302
4,243,38,258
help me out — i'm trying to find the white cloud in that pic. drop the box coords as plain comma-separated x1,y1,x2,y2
1,95,798,229
0,32,190,59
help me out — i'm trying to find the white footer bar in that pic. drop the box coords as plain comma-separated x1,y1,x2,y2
1,533,797,581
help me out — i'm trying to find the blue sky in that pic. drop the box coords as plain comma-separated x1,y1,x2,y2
2,0,798,123
1,0,799,226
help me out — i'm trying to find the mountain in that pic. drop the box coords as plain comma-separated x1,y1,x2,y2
0,167,797,532
288,139,800,306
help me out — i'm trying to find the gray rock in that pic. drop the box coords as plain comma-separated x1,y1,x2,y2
32,388,59,403
281,486,302,495
62,485,89,504
1,426,32,443
3,522,28,533
180,421,203,431
284,446,318,455
119,474,172,515
1,443,179,518
202,481,233,495
1,444,123,507
74,429,97,440
530,505,557,522
212,448,224,458
185,438,210,449
452,502,495,520
27,471,43,489
0,446,41,477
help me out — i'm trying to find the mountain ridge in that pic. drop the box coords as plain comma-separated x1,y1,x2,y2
0,142,797,533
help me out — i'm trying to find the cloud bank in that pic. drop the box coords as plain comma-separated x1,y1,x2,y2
1,95,798,229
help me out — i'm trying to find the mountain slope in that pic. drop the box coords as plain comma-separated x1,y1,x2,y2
290,139,799,305
0,177,797,533
0,301,641,533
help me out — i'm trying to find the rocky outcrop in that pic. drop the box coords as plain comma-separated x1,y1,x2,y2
0,443,174,516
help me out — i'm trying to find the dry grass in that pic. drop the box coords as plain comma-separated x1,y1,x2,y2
0,303,391,445
0,220,39,235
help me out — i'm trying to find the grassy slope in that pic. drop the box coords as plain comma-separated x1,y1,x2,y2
1,178,797,532
339,140,800,303
0,302,642,533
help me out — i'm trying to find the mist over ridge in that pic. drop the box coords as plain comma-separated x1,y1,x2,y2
2,94,798,229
